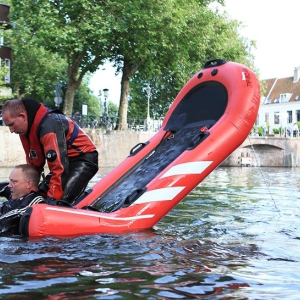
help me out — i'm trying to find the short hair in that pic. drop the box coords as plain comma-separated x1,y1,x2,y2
14,164,41,187
2,99,26,118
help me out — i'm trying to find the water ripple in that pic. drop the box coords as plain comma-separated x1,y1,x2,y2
0,167,299,299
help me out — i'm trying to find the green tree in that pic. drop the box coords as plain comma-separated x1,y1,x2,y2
5,16,100,111
10,0,111,115
10,0,256,130
5,20,67,100
128,8,255,119
9,0,226,129
107,1,211,128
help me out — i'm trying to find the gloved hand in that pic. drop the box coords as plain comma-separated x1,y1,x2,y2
43,197,58,206
0,183,11,200
38,173,52,195
43,197,73,207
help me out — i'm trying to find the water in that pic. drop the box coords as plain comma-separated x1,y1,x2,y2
0,167,300,299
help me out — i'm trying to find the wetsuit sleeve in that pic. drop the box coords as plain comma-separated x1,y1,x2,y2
0,194,44,233
39,116,69,200
0,183,10,199
0,199,18,215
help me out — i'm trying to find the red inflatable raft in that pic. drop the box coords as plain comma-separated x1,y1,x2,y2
20,59,260,238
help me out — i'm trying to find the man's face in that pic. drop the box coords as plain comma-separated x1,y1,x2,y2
8,168,30,201
2,111,28,135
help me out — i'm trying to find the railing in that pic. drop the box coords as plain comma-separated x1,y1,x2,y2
0,112,163,132
71,114,163,132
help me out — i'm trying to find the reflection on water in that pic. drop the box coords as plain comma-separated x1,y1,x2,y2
0,167,300,299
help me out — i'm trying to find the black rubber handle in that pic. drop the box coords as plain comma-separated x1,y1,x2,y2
129,141,149,156
204,59,227,69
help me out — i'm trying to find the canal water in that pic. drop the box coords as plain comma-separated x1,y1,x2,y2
0,167,299,299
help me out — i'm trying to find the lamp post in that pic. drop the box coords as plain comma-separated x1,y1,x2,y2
98,90,102,116
103,88,109,115
54,83,63,109
146,85,151,120
145,85,151,131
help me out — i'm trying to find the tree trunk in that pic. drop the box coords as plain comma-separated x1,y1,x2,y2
63,54,104,117
63,56,83,117
118,70,130,130
117,58,144,130
63,83,77,117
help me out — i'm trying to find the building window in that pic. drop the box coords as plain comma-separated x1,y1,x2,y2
264,98,272,104
0,29,3,46
287,111,292,123
0,57,10,84
265,112,269,122
4,58,10,84
296,110,300,122
280,93,292,103
274,112,279,124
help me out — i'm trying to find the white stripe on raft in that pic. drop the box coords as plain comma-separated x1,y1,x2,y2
45,207,155,221
133,186,186,205
160,161,213,178
43,162,213,220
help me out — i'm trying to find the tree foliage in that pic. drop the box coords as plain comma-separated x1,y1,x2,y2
128,7,255,119
9,0,111,115
7,0,256,130
7,33,67,100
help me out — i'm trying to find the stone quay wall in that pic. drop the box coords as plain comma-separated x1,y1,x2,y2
0,127,154,170
1,127,300,169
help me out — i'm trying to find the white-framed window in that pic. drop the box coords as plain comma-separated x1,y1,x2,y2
0,29,4,45
264,98,272,104
0,58,11,84
4,58,10,84
274,112,279,124
265,112,269,122
280,93,292,103
287,111,293,123
296,110,300,122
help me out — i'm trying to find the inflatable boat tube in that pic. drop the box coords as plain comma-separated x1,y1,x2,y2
19,59,260,238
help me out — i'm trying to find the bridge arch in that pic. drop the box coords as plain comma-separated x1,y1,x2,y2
221,137,300,167
240,144,284,167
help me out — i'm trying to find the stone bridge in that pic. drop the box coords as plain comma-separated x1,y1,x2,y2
222,136,300,167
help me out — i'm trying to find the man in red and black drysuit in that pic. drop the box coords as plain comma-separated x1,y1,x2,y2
2,98,98,204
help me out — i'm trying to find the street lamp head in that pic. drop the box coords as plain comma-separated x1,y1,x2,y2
54,83,62,108
103,88,109,98
146,85,151,97
54,83,62,97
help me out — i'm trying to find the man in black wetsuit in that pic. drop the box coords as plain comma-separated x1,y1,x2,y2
0,164,44,234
